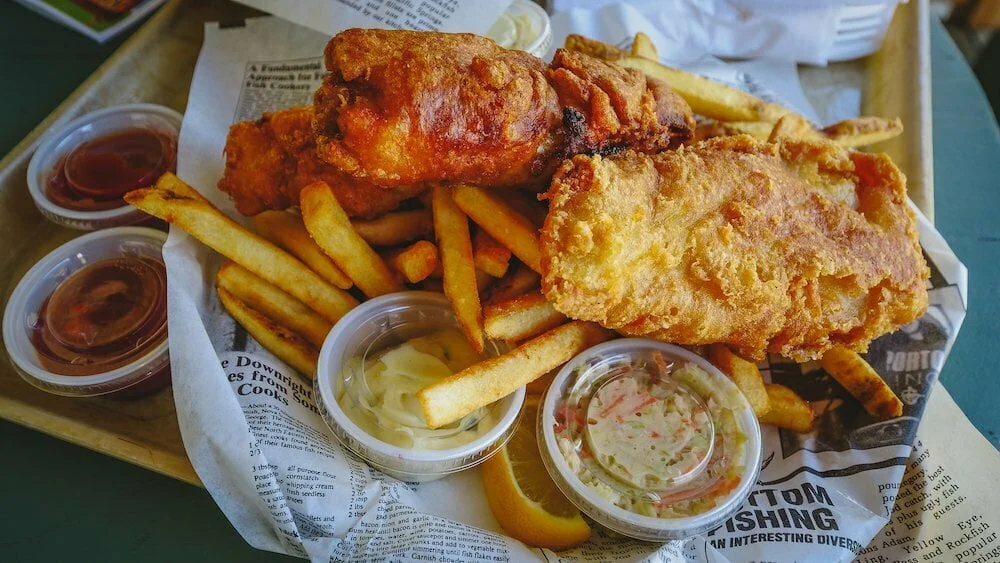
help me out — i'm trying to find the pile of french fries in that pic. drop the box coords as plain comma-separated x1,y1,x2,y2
123,31,906,437
573,32,904,149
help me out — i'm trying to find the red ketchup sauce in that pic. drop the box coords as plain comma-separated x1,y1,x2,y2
45,128,176,211
31,256,168,377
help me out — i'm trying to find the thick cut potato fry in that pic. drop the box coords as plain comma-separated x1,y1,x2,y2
758,384,815,433
154,172,209,202
351,209,434,247
387,240,439,284
124,174,357,323
217,261,333,348
563,34,626,61
821,347,903,418
433,185,484,353
452,185,542,273
474,229,512,278
707,344,771,417
252,210,352,290
618,57,791,123
767,114,817,143
631,32,658,61
484,292,567,342
821,116,904,148
418,321,611,428
485,263,541,305
768,114,904,148
299,181,402,298
218,287,318,378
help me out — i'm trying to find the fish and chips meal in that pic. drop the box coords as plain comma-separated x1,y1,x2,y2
122,28,929,547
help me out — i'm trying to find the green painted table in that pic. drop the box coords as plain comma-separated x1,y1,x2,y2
0,2,997,560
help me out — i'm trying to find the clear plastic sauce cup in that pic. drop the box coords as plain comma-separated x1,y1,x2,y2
3,227,171,399
538,339,762,541
315,292,525,482
486,0,553,58
27,103,181,230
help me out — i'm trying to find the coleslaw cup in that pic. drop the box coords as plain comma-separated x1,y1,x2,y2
538,339,762,541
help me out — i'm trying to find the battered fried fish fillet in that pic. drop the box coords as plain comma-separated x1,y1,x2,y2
541,135,929,361
218,106,421,217
313,29,694,188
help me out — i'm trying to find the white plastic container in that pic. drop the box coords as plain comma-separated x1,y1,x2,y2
827,2,900,62
486,0,552,57
315,292,524,482
2,227,171,399
538,339,762,541
27,103,181,230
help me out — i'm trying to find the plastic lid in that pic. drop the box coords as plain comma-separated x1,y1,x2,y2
2,227,170,397
315,292,524,482
27,104,182,231
538,339,762,541
486,0,553,58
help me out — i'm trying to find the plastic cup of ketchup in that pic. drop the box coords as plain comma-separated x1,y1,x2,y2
27,104,181,231
2,227,171,399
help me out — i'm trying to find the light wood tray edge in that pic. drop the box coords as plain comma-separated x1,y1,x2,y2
863,0,934,221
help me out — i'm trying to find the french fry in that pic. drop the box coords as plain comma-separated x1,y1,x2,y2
473,229,512,278
216,261,332,348
758,384,815,433
433,185,485,353
618,57,792,123
452,185,542,273
154,172,210,202
821,347,903,418
217,287,318,378
767,113,816,143
564,34,626,61
124,174,357,323
631,32,658,61
485,263,541,305
768,115,903,148
351,209,434,247
418,321,611,428
299,181,403,298
821,116,903,147
484,292,567,342
386,240,439,284
252,210,352,290
707,344,771,417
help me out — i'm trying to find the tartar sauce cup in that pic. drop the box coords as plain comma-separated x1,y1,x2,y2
27,103,182,230
315,292,525,482
538,339,763,541
486,0,553,57
2,227,170,399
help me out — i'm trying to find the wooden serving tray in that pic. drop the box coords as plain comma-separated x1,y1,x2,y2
0,0,934,487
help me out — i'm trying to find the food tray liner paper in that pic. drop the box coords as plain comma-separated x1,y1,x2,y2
166,11,996,563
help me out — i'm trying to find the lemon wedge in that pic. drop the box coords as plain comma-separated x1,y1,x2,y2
481,397,590,549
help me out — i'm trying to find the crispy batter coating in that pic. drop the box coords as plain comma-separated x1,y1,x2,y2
314,29,561,188
540,135,929,361
218,106,421,217
548,49,694,156
313,29,693,188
